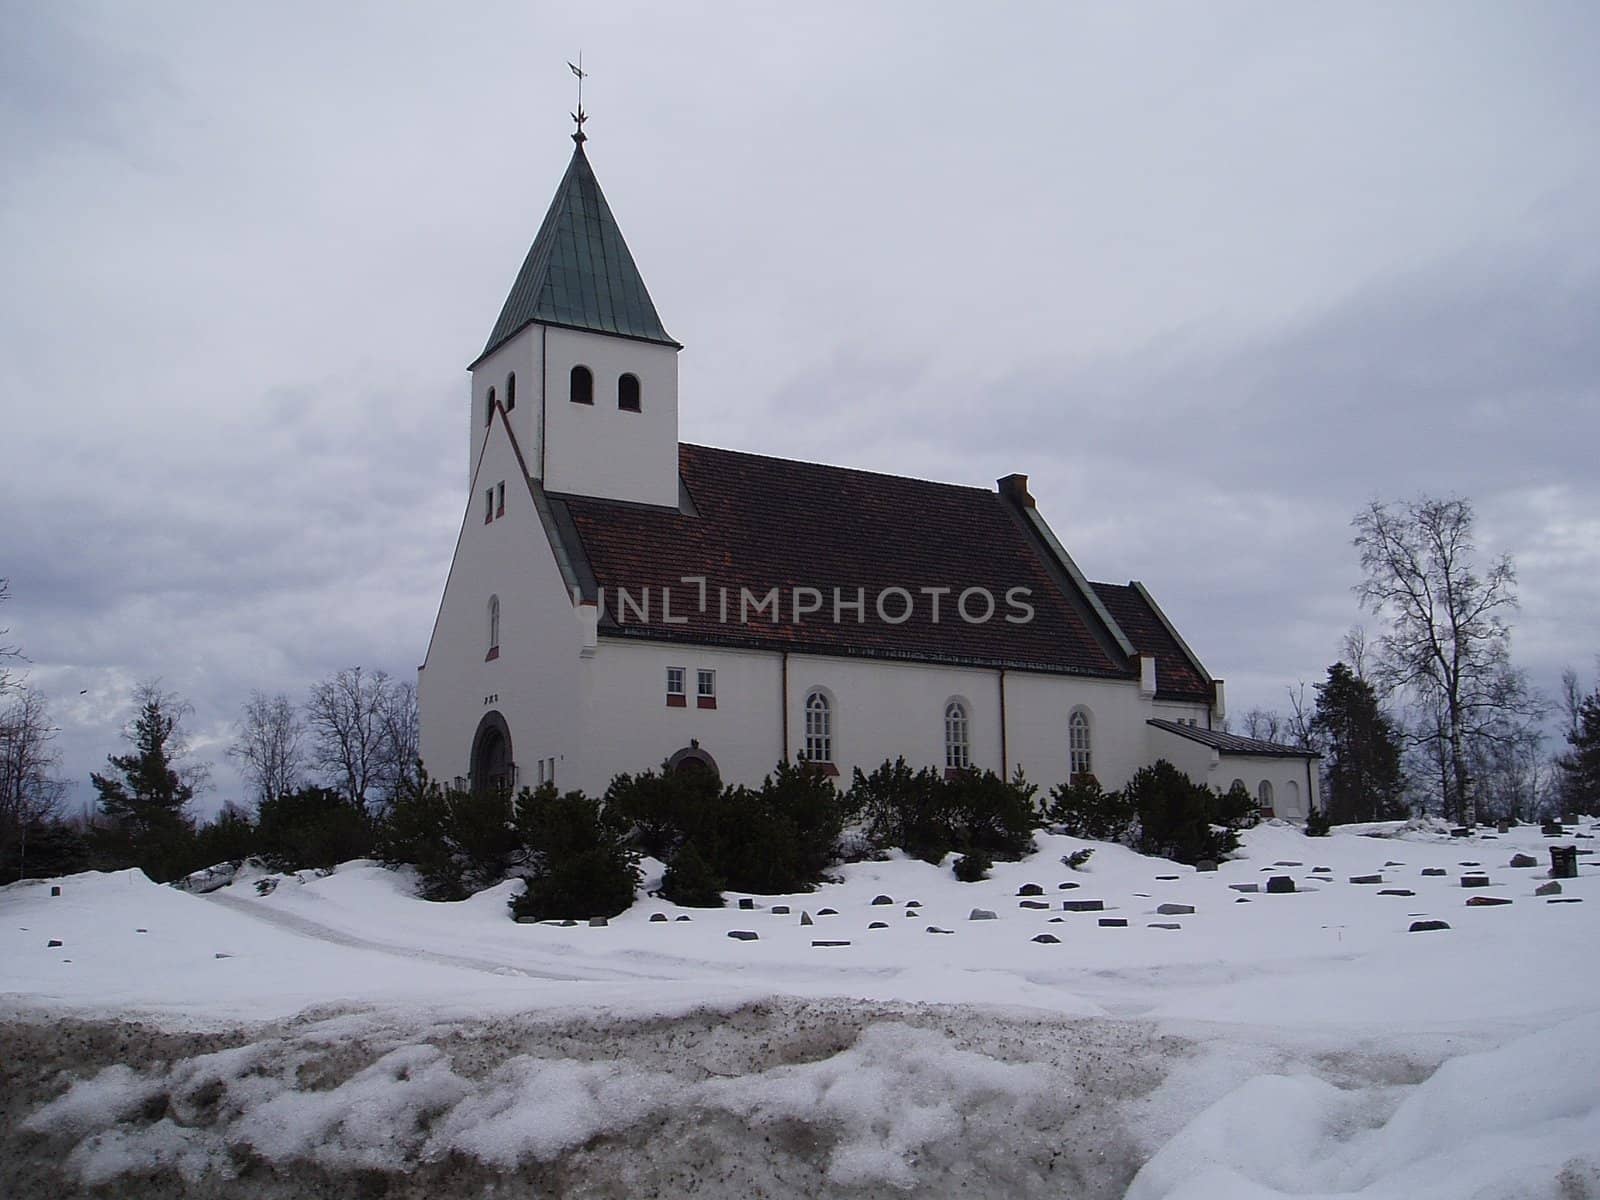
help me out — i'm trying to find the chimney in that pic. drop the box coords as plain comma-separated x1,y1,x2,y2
997,473,1034,508
1212,679,1226,721
1138,653,1158,697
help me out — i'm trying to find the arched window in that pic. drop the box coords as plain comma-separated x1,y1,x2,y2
486,387,496,424
1069,709,1092,779
804,691,832,764
1230,778,1247,795
944,700,970,770
618,372,641,412
1257,779,1274,810
486,595,500,661
1285,779,1300,813
570,365,593,405
505,372,516,411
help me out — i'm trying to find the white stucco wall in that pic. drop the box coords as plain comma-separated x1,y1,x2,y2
418,409,584,790
541,327,679,508
468,327,542,491
1211,754,1318,821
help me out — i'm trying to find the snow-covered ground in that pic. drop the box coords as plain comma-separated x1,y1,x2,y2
4,820,1598,1198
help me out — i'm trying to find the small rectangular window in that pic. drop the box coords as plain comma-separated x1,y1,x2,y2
666,666,686,707
496,481,505,518
697,668,716,709
484,488,494,523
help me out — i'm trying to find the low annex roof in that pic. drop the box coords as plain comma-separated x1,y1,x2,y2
540,443,1207,687
1147,718,1318,758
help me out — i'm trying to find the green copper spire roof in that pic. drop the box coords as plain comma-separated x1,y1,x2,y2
478,139,677,363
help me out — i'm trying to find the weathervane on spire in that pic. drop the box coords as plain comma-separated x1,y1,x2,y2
568,54,588,144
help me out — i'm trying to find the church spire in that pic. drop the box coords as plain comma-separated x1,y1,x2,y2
475,128,678,366
568,55,588,145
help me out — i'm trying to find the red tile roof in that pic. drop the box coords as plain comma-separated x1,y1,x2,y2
1088,582,1214,703
553,444,1133,677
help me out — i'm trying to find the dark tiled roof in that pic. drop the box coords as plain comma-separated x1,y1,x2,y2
1090,582,1214,703
1148,719,1317,758
479,142,676,362
553,444,1132,677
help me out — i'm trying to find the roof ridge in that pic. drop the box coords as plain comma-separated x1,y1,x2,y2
680,442,999,495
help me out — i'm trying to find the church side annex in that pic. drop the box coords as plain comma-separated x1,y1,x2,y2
416,127,1318,818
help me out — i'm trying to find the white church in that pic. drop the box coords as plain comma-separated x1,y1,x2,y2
417,127,1318,820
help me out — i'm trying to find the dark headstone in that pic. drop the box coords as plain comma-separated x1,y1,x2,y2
1535,881,1562,896
1409,920,1450,932
1017,883,1044,896
870,895,893,906
771,905,790,915
1349,874,1383,884
1148,922,1182,930
1032,933,1061,944
1058,881,1080,890
1458,861,1481,867
588,916,608,927
1543,822,1565,836
214,952,232,959
728,930,759,941
1378,888,1416,896
869,921,889,929
926,926,953,934
1461,875,1491,888
1312,866,1331,873
1509,854,1538,868
650,913,668,922
738,898,755,910
817,908,839,916
1384,861,1406,867
1062,899,1105,912
1548,897,1583,904
1098,918,1128,927
1550,847,1579,879
1421,868,1447,877
1273,861,1303,867
800,912,814,926
969,908,998,921
46,939,62,947
675,915,692,922
1266,876,1296,894
135,928,147,933
904,910,917,917
1156,902,1195,915
50,886,61,897
1196,860,1218,872
1450,828,1471,838
1230,883,1259,893
1236,897,1251,903
1466,896,1512,907
1155,875,1180,881
906,899,924,907
1019,900,1050,910
812,940,851,947
558,919,578,927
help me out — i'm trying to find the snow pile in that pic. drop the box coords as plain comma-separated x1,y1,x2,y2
1127,1013,1600,1200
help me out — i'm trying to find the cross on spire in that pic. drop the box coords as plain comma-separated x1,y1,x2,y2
568,55,588,144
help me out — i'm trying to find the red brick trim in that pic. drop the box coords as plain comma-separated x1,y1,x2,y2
496,503,505,518
814,761,839,777
666,694,686,707
485,646,499,661
696,696,717,709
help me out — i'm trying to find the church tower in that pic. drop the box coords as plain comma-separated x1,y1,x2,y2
466,130,681,508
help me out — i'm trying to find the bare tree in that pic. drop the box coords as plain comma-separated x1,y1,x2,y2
0,683,68,876
0,578,22,698
376,679,419,800
1240,708,1284,743
228,691,305,808
1353,496,1542,824
307,667,414,810
1342,625,1372,684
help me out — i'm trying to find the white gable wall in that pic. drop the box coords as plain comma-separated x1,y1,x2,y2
418,409,583,790
468,327,542,491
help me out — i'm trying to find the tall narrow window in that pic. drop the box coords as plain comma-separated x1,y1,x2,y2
486,595,500,661
1069,709,1092,779
618,372,641,412
804,691,832,764
505,372,516,411
697,668,717,709
1257,780,1275,810
486,387,496,424
570,365,594,405
944,700,970,770
484,488,494,523
666,666,686,707
496,480,505,518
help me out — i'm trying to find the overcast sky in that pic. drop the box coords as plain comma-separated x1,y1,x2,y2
4,1,1597,814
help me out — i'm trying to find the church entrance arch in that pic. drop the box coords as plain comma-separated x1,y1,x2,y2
470,710,514,796
667,740,719,783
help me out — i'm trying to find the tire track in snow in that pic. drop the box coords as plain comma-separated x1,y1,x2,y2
200,889,656,983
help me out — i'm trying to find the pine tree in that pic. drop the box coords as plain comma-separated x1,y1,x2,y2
91,689,196,836
1556,688,1600,817
1310,662,1406,824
